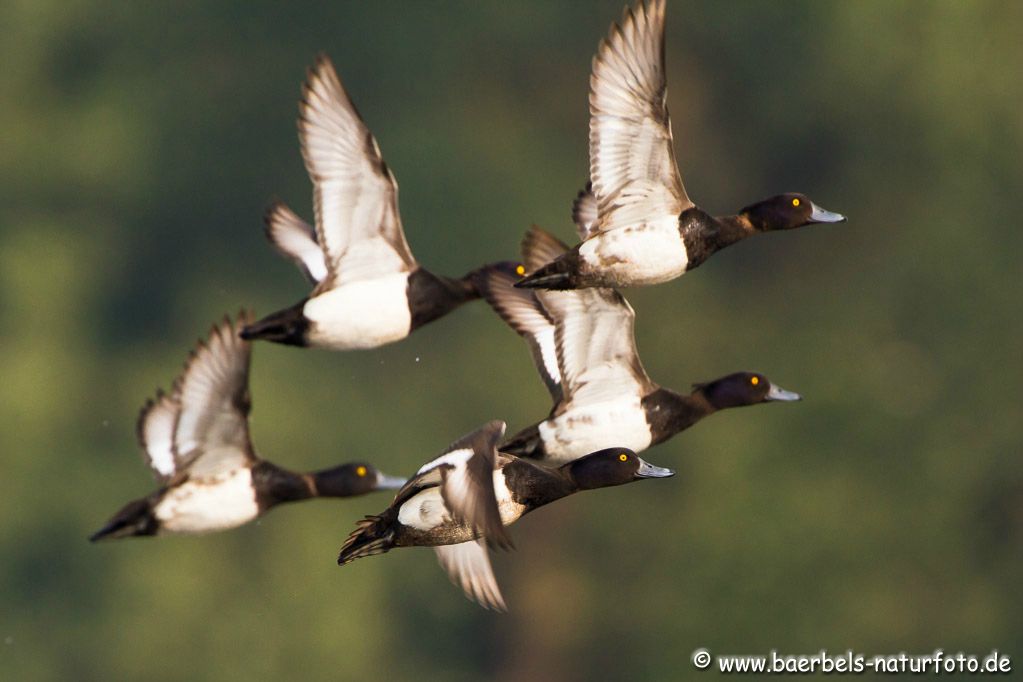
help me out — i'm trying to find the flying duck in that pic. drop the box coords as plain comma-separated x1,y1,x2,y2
90,312,405,541
336,420,673,610
242,54,489,350
516,0,845,290
479,225,802,465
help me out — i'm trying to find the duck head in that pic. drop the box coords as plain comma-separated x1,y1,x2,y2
312,462,406,497
568,448,674,490
741,193,845,231
695,372,803,410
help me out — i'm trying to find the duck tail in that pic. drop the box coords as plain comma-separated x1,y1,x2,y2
89,498,157,542
337,514,396,566
514,251,580,290
239,300,309,346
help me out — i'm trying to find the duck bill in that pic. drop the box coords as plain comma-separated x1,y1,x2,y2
809,203,846,223
635,459,675,479
375,473,408,490
765,384,803,402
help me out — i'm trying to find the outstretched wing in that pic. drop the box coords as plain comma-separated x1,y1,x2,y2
299,54,416,289
412,420,513,550
476,262,562,403
589,0,691,235
135,312,257,481
520,229,655,408
263,200,328,284
434,540,507,611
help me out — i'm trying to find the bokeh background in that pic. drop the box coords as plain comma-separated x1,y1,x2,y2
3,1,1021,679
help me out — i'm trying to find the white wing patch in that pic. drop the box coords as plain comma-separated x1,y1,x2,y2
434,540,507,612
416,447,474,476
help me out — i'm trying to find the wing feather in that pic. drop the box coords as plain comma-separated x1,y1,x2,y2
170,312,256,477
434,540,507,611
476,263,562,403
298,54,416,289
263,200,328,284
589,0,691,235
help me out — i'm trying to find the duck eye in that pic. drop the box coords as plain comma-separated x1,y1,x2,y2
515,264,526,276
750,376,760,386
356,466,367,477
618,453,628,462
791,198,800,207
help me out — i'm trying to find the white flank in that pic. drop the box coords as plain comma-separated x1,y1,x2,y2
491,470,527,525
538,397,653,465
578,215,688,286
154,468,259,534
396,468,525,532
303,272,412,349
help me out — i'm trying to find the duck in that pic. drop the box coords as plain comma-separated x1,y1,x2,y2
336,420,673,610
90,312,405,541
241,54,491,350
516,0,845,291
478,223,802,465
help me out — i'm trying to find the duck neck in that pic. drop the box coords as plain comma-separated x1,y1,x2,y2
251,461,315,508
407,267,479,331
680,208,756,269
503,459,576,510
641,387,717,446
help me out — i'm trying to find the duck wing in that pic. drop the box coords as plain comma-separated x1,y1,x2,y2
476,263,562,404
520,230,655,410
263,200,328,284
137,312,256,482
405,420,513,550
589,0,691,236
299,54,416,291
434,540,507,612
571,183,599,241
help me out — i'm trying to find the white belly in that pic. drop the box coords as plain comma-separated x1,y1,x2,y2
397,471,527,532
154,468,260,534
579,218,688,286
538,399,653,464
303,273,412,349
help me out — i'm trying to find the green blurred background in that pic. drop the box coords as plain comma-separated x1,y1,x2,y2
2,1,1021,679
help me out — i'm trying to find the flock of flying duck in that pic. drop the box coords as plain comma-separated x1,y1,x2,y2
91,0,844,611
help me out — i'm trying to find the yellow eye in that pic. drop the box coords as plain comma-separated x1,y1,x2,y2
750,376,760,386
515,264,526,276
619,453,628,462
791,198,800,207
356,466,367,477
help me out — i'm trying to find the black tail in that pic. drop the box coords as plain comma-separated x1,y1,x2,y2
514,251,581,290
239,299,309,346
89,498,158,542
337,514,397,566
